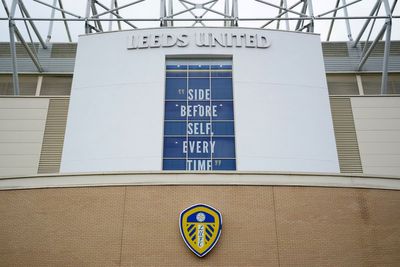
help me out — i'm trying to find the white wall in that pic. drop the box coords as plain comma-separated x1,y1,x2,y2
61,27,339,173
352,97,400,176
0,97,48,177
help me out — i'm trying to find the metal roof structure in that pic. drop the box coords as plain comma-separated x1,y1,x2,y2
1,0,399,95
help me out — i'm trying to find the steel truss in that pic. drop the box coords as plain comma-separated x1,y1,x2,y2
1,0,399,95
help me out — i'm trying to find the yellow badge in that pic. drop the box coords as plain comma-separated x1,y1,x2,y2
179,204,222,257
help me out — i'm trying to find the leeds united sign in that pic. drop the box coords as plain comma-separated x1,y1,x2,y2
127,32,271,49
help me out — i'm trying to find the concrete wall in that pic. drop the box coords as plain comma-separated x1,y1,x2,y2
0,185,399,266
0,97,48,177
352,97,400,176
61,28,339,173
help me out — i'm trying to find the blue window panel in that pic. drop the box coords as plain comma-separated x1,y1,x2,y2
211,65,232,70
164,101,187,121
163,137,186,158
166,65,187,77
186,121,213,136
166,65,188,70
163,159,186,170
186,101,213,121
188,66,209,77
187,88,211,101
212,159,236,170
212,121,235,135
166,101,229,121
166,78,187,100
188,78,209,90
211,78,233,99
189,72,209,78
212,101,234,120
184,159,236,170
211,71,232,78
187,137,212,158
189,65,209,70
164,121,234,136
166,71,187,78
164,121,186,135
186,159,213,171
213,137,236,158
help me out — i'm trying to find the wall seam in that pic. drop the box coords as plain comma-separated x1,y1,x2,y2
119,186,127,267
272,186,281,267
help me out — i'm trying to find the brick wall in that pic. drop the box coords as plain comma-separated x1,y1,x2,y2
0,186,399,266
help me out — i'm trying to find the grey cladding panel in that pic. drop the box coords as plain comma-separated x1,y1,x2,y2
38,98,70,174
330,97,363,173
362,74,400,95
0,75,13,95
0,75,37,95
19,75,38,95
0,43,39,58
322,43,349,57
51,43,77,58
40,76,72,96
326,74,359,95
360,41,400,57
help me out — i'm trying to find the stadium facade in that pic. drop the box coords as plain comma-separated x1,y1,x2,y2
1,0,400,266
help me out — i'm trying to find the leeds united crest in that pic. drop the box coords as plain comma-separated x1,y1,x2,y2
179,204,222,257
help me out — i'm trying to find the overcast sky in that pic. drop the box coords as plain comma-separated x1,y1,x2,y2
1,0,399,42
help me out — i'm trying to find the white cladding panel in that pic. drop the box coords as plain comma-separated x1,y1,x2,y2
61,27,339,173
0,98,49,177
352,97,400,176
